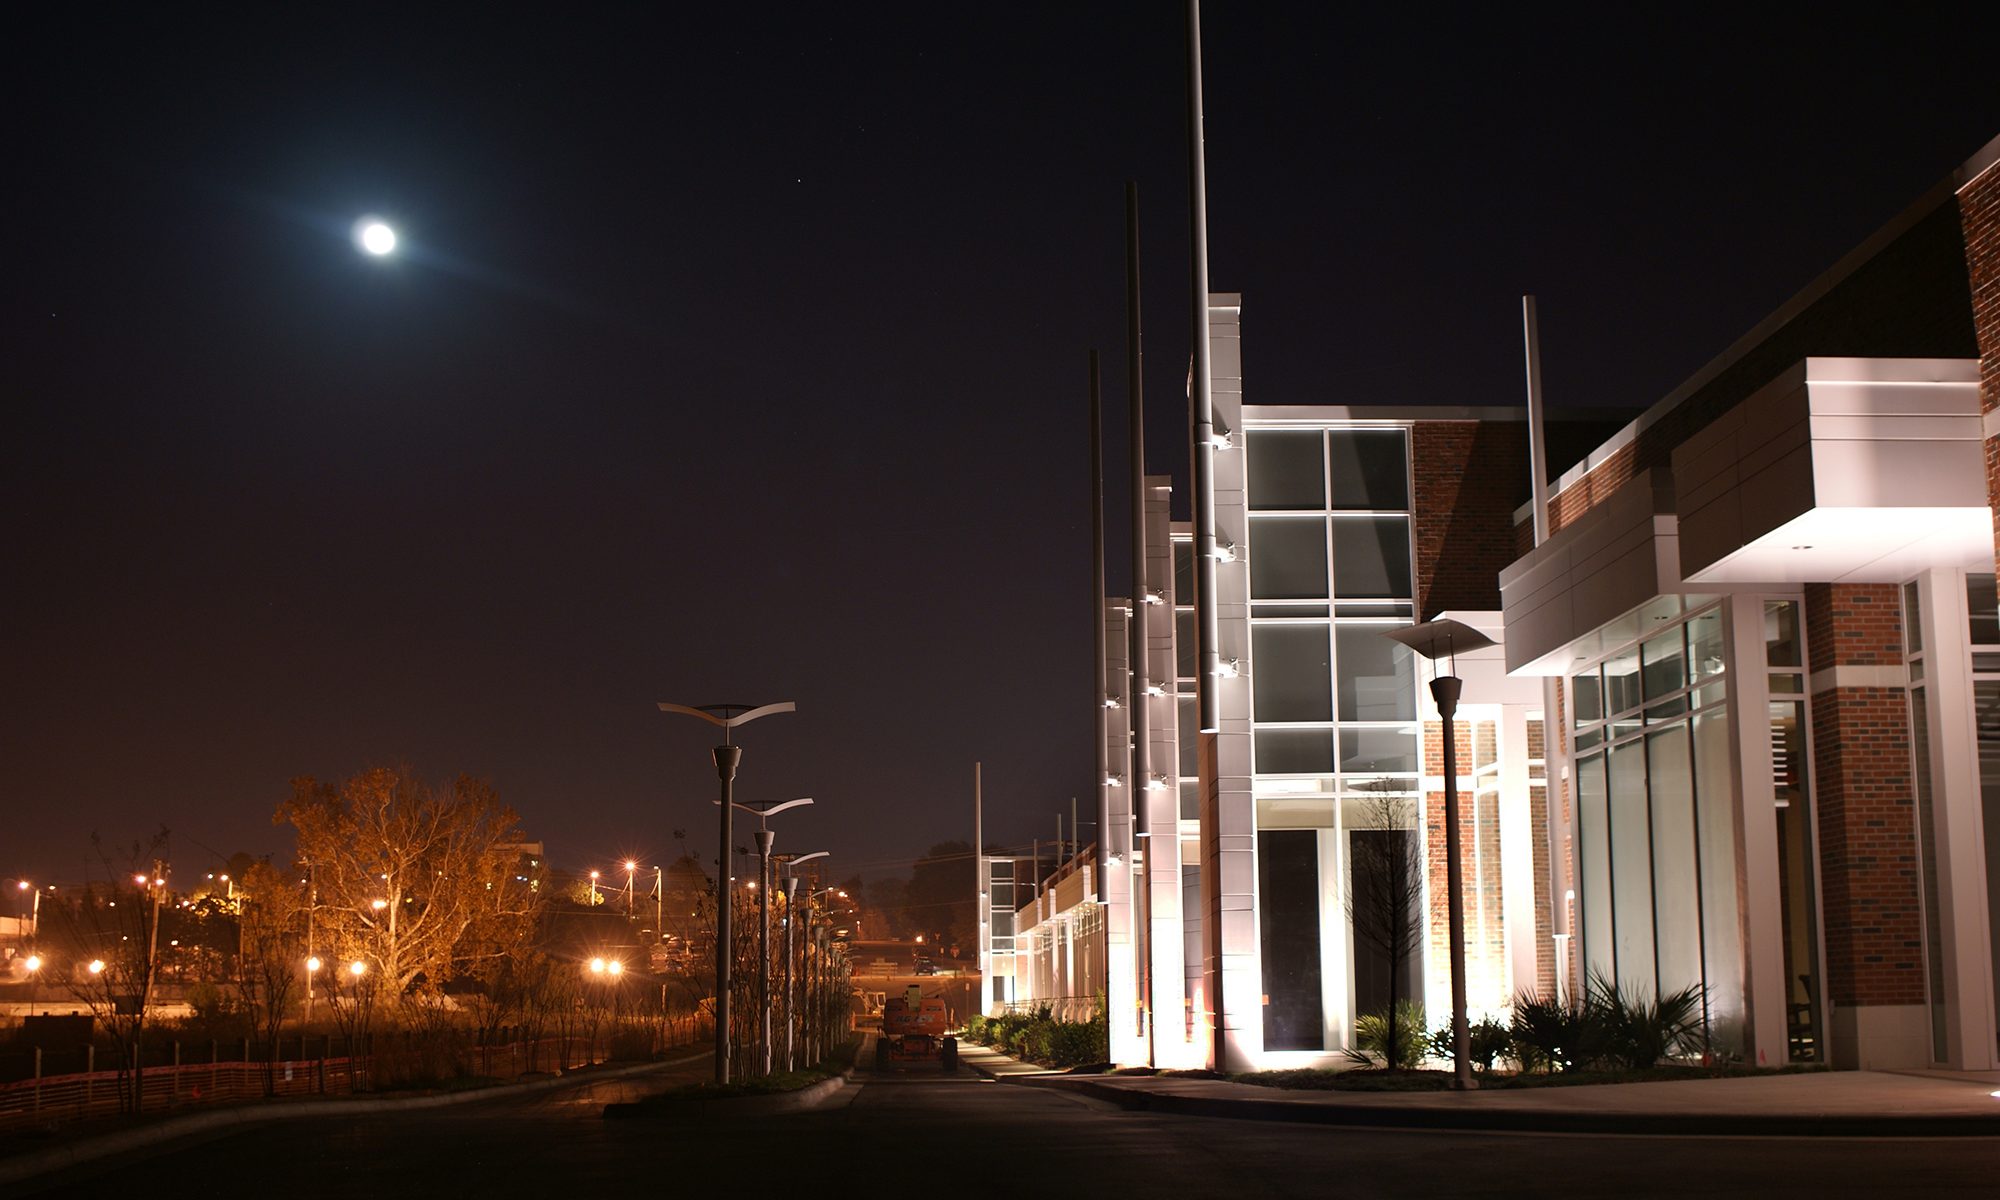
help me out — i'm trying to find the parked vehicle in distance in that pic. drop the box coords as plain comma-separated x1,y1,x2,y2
913,957,937,976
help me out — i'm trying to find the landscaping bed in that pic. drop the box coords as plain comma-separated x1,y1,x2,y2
615,1038,859,1106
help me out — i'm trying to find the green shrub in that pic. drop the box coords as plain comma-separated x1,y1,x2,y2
1044,1015,1108,1067
1588,973,1705,1071
1508,987,1600,1073
1427,1017,1512,1073
1351,1000,1427,1070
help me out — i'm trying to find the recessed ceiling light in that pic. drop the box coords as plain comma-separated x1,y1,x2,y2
1791,545,1813,550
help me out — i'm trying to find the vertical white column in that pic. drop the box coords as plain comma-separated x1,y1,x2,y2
1724,594,1788,1065
1144,480,1191,1063
1915,568,2000,1069
1499,704,1540,1002
1197,296,1261,1070
1104,603,1144,1064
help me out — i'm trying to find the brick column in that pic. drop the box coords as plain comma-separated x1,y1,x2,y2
1960,158,2000,566
1805,583,1928,1066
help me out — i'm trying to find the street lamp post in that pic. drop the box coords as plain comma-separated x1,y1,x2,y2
1385,618,1495,1092
729,797,814,1076
657,700,797,1085
779,853,830,1071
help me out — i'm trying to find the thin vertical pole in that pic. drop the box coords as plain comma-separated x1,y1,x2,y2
1433,674,1473,1090
757,827,774,1076
974,760,985,1009
1521,296,1552,544
713,742,742,1084
783,876,799,1070
1129,177,1157,1068
1523,296,1574,966
1185,0,1220,736
1091,354,1110,908
1128,180,1153,836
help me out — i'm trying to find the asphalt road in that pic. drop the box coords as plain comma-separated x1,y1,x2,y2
25,1051,2000,1198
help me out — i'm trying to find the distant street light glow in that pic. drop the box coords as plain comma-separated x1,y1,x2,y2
356,219,397,256
88,960,105,974
306,956,322,972
350,960,367,977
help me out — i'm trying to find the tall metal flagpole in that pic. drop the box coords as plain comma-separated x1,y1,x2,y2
1127,180,1157,1066
1091,352,1110,913
1522,296,1574,987
1185,0,1219,737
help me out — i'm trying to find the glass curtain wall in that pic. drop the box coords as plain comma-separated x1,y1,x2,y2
1569,602,1756,1056
1768,601,1821,1063
1245,426,1418,1052
1971,573,2000,1054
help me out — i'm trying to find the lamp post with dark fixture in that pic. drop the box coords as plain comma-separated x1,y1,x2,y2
726,796,814,1076
779,851,829,1071
1384,618,1495,1091
656,701,797,1085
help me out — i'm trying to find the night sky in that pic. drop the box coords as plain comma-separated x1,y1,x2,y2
7,7,1998,887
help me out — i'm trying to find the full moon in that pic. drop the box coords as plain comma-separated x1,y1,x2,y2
356,220,397,256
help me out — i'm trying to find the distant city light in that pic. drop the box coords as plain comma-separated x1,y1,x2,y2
88,960,105,975
306,956,322,972
350,960,367,977
23,955,40,972
607,960,623,976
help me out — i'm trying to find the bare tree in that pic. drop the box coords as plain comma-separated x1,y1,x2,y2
235,860,307,1094
277,766,539,1009
1345,786,1427,1070
53,831,171,1114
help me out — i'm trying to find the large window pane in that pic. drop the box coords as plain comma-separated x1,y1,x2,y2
1577,754,1615,985
1327,429,1409,510
1176,610,1196,680
1253,624,1332,722
1173,542,1195,607
1604,648,1642,717
1250,516,1329,600
1609,740,1656,992
1647,726,1703,1000
1178,697,1199,779
1766,600,1802,666
1338,726,1417,774
1772,699,1822,1063
1693,705,1744,1056
1255,728,1334,774
1911,687,1947,1062
1976,680,2000,1045
1687,609,1725,680
1969,573,2000,645
1335,627,1417,722
1332,515,1412,599
1258,829,1325,1049
1247,431,1325,510
1641,627,1687,701
1572,670,1603,724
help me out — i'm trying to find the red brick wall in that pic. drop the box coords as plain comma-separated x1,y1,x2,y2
1804,583,1925,1008
1961,166,2000,570
1412,422,1530,619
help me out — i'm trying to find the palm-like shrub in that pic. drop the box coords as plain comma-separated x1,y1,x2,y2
1508,987,1599,1073
1349,999,1427,1070
1589,973,1705,1070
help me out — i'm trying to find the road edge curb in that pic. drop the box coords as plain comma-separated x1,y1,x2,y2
1007,1076,2000,1139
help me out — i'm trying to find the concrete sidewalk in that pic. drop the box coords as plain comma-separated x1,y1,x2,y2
965,1043,2000,1137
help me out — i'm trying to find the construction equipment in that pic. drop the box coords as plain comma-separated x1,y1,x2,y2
875,984,956,1071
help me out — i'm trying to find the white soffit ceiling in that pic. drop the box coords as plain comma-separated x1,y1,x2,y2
1685,506,1995,584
